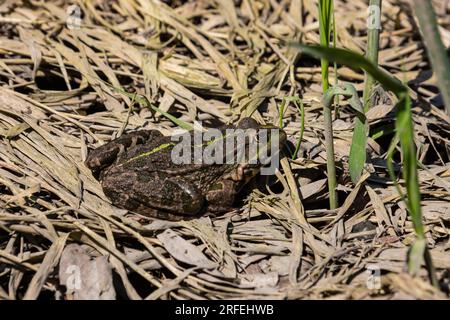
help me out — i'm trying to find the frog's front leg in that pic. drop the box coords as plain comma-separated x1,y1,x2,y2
206,180,238,213
102,171,205,219
85,130,163,174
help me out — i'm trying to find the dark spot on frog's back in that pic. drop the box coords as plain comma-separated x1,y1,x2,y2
135,171,154,183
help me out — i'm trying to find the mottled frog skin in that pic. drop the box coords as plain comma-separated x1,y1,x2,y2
85,118,286,220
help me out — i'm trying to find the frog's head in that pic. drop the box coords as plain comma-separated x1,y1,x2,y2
228,117,287,179
236,117,287,156
179,117,286,181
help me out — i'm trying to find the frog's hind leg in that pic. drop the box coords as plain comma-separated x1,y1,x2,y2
85,130,163,174
206,179,237,213
103,171,205,219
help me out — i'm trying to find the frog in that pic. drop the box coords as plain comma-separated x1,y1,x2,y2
85,118,286,221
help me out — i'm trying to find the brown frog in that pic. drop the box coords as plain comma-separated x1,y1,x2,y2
85,118,286,220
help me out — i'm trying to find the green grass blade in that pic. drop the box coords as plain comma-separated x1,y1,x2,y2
348,0,381,183
290,44,406,95
349,117,367,182
347,82,367,183
291,98,305,160
386,95,437,286
412,0,450,116
395,95,423,235
290,42,438,286
318,0,338,209
110,86,194,131
322,84,363,209
318,0,333,92
409,238,426,275
278,98,287,129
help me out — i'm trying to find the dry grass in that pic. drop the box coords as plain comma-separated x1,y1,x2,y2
0,0,449,300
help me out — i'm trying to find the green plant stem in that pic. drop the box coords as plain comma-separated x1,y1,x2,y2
349,0,382,183
322,84,363,211
292,99,305,160
323,94,337,209
363,0,381,109
291,43,438,288
318,0,338,209
412,0,450,116
322,51,337,209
